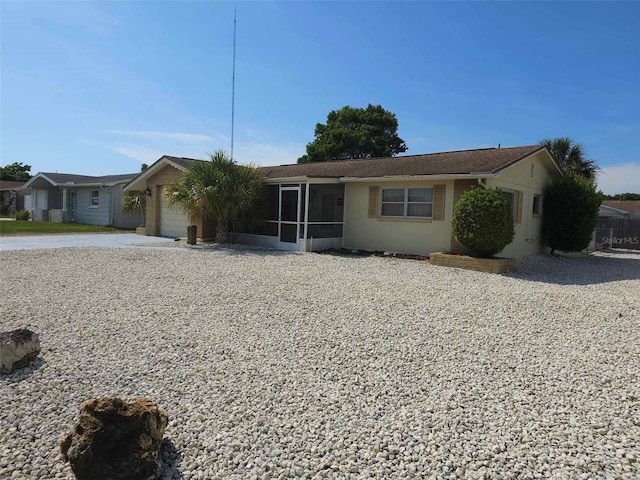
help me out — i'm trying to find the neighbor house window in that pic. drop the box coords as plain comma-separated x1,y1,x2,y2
91,190,99,206
381,187,433,218
532,194,542,216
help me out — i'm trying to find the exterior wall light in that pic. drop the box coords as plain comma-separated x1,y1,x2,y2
145,187,152,197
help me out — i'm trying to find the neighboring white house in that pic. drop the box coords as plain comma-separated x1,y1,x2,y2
23,172,142,228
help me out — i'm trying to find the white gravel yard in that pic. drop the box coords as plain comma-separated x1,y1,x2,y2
1,246,638,480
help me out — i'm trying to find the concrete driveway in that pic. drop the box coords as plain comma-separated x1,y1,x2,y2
0,233,172,251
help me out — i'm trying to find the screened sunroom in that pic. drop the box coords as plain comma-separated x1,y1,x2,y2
236,181,345,251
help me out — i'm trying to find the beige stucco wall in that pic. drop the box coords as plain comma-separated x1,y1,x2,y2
343,179,455,256
143,164,213,238
342,151,560,259
486,149,561,258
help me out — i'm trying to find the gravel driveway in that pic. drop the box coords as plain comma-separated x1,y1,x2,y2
1,246,638,479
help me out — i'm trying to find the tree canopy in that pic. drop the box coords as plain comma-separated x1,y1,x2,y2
0,162,32,182
165,150,263,243
297,104,407,163
540,137,598,180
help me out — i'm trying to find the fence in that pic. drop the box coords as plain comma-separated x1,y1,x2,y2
596,217,640,250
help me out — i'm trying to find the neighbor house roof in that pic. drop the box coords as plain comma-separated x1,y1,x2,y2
24,172,138,189
261,145,550,179
602,200,640,213
0,180,27,191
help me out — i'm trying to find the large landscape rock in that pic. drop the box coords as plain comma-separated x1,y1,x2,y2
60,397,168,480
0,328,40,374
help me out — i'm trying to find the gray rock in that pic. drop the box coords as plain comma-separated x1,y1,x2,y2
0,329,40,374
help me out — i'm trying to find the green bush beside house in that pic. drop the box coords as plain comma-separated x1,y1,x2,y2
452,188,515,258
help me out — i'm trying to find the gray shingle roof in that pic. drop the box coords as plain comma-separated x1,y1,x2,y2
148,145,548,182
163,156,205,170
261,145,545,179
38,172,138,185
0,180,27,190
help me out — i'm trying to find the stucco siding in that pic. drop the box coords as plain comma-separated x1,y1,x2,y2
74,188,111,226
144,164,213,239
343,180,455,256
486,150,561,258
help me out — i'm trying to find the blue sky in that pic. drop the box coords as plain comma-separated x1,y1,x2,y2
1,1,638,194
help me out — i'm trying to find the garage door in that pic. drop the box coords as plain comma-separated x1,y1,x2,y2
159,186,190,238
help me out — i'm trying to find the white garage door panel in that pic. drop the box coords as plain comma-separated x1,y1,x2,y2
160,187,190,238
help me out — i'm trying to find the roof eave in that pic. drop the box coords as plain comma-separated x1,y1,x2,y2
493,146,563,177
23,173,58,189
263,175,345,183
124,156,191,191
340,173,493,183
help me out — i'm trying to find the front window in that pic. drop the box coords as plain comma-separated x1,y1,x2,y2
532,194,542,216
91,190,99,206
381,187,433,218
500,190,516,218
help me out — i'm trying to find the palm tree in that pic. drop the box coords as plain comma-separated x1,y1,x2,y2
540,137,599,180
165,150,263,243
122,190,146,227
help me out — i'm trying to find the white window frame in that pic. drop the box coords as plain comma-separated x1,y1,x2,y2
381,187,433,218
90,190,99,208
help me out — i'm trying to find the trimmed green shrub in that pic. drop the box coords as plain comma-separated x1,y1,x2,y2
543,175,601,254
452,188,515,258
14,209,30,221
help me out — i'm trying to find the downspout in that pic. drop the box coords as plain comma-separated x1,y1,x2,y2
101,185,112,226
477,178,487,189
304,182,310,252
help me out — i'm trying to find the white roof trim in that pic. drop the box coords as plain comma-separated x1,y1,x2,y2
340,173,491,183
263,173,492,184
599,204,630,215
495,147,563,177
23,173,58,188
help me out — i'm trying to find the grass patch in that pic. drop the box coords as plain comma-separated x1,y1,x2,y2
0,221,133,235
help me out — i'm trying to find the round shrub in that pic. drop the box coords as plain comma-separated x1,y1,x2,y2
14,209,30,221
452,188,515,258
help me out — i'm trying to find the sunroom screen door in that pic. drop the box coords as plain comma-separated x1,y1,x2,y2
279,187,299,246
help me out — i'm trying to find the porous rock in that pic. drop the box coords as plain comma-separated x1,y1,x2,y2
0,328,40,374
60,397,168,480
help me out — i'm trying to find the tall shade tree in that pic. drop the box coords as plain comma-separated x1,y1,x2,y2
165,150,263,243
0,162,32,181
298,104,407,163
540,137,598,180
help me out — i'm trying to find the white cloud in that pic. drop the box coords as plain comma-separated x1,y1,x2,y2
233,142,305,167
110,146,166,164
91,128,304,167
597,163,640,195
106,130,227,144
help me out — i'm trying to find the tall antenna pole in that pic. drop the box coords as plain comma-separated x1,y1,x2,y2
231,7,237,159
